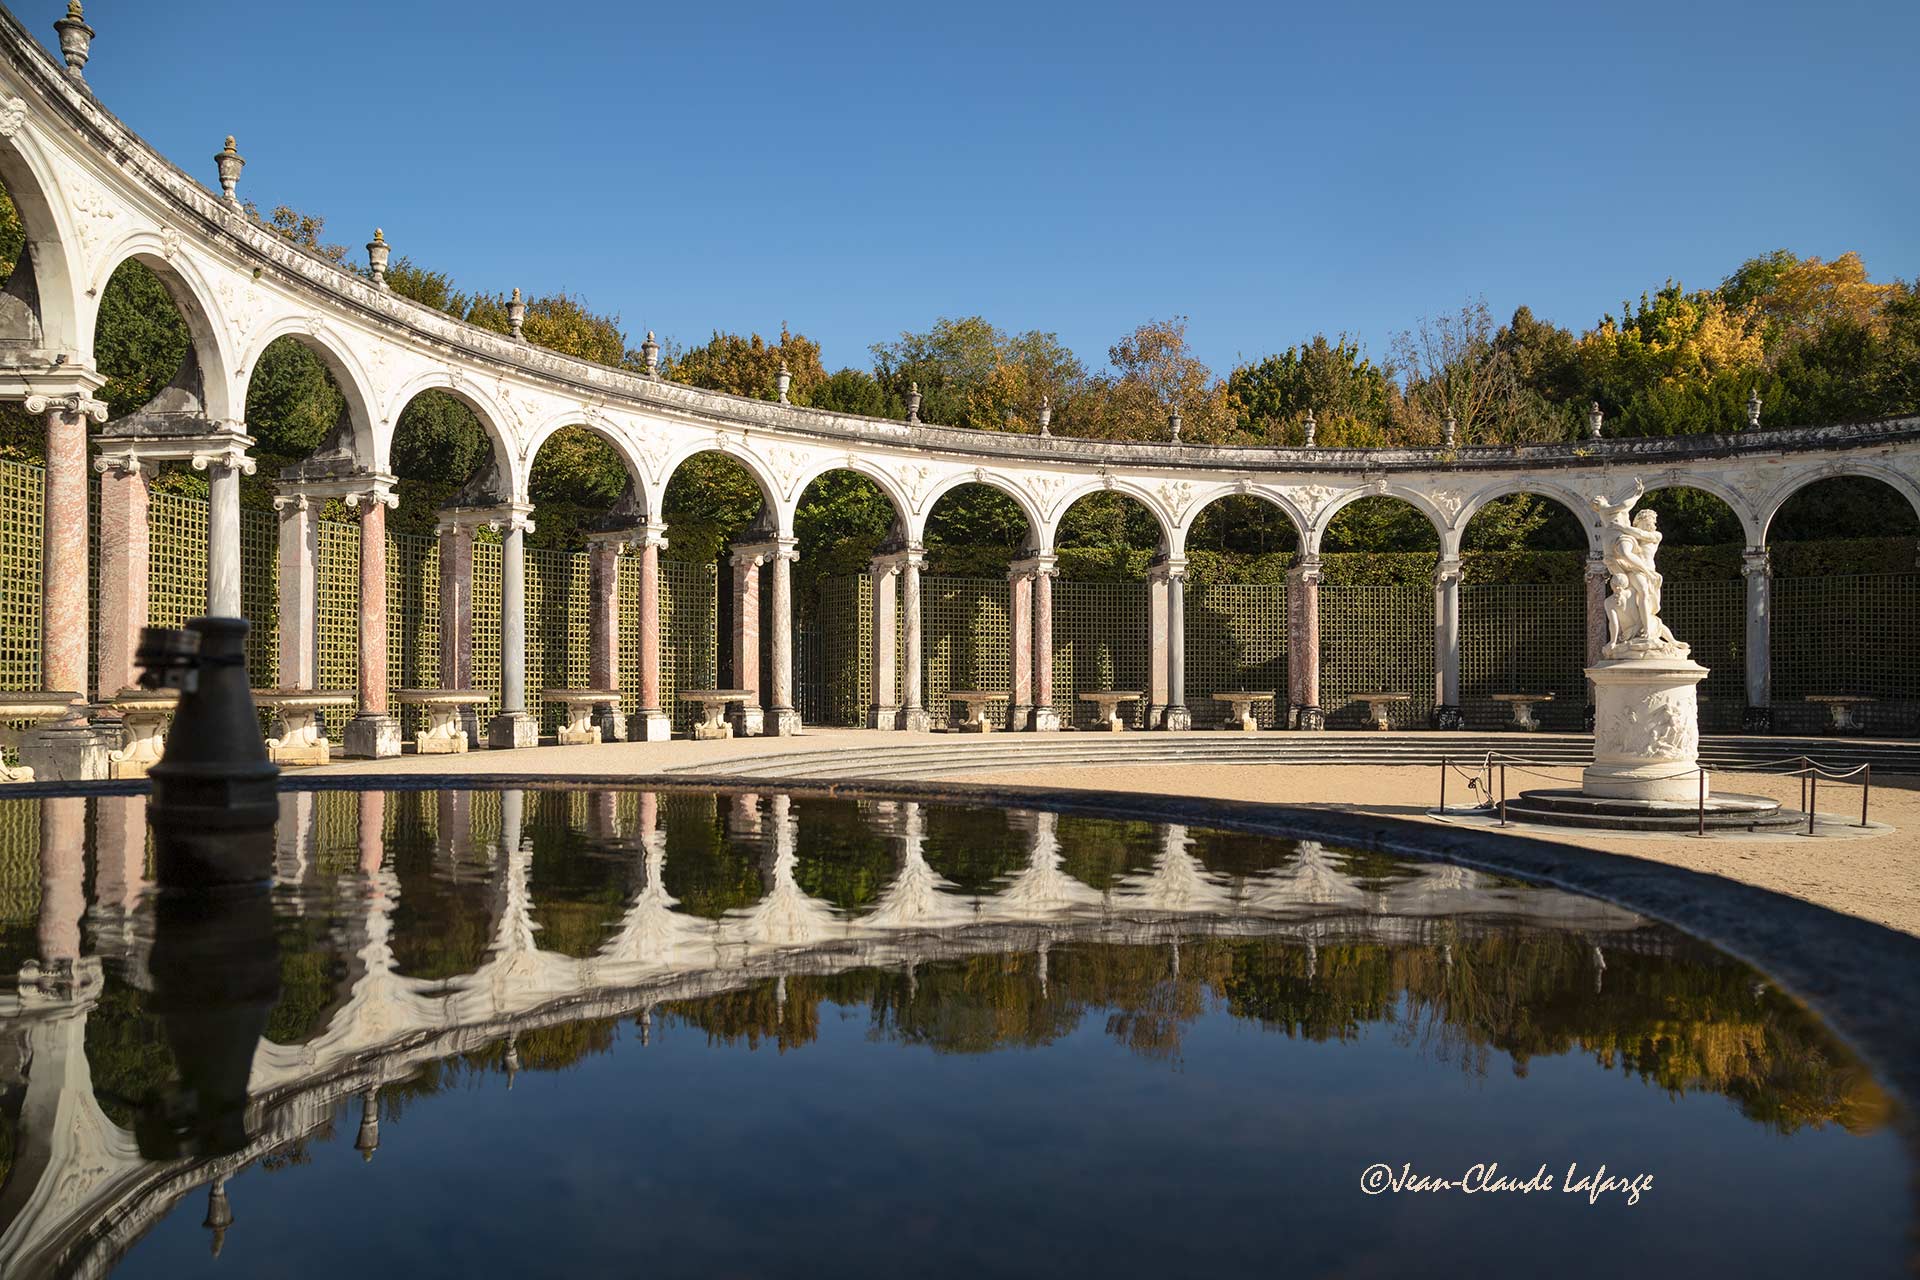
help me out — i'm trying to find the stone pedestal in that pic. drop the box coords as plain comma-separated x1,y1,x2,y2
488,711,539,750
343,713,402,759
629,709,673,742
632,526,671,740
18,722,112,783
1583,656,1709,803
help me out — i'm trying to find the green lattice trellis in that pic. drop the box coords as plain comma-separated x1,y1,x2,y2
1187,581,1289,728
1052,580,1149,727
1773,574,1920,734
1459,583,1587,729
1320,585,1435,728
1663,580,1745,732
0,461,41,693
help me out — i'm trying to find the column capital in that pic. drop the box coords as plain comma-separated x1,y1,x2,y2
731,540,780,568
1008,551,1058,579
1147,555,1188,584
91,450,154,479
1286,552,1322,585
1434,555,1463,586
280,471,400,511
1741,545,1771,577
1584,552,1608,580
438,501,534,534
94,425,254,475
24,391,108,423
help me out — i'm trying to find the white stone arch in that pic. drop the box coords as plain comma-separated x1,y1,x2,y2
1755,460,1920,544
914,469,1046,547
83,232,240,422
522,411,654,509
239,315,384,471
790,455,913,536
0,110,84,356
1044,476,1177,554
1455,477,1601,554
1173,484,1310,559
657,436,783,531
1311,483,1453,556
385,369,520,497
1640,474,1762,547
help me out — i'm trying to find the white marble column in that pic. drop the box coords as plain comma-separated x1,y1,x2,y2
1031,559,1060,731
1147,566,1170,727
630,523,672,741
436,515,480,746
1007,563,1033,730
1742,545,1772,731
730,547,766,736
898,546,929,731
1288,552,1323,730
274,491,319,689
489,507,539,749
344,484,401,758
1163,559,1189,731
586,533,627,741
868,555,900,730
769,540,801,736
1431,555,1464,729
205,457,245,617
1584,552,1607,728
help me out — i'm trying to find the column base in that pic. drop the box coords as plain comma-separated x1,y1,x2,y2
1008,703,1032,731
868,705,901,731
1161,706,1192,732
730,705,765,737
1742,705,1773,733
18,721,113,782
1030,706,1062,732
897,706,932,733
343,713,403,759
488,711,540,750
1430,705,1466,731
459,706,484,751
768,707,803,736
592,704,628,742
629,709,673,741
1584,704,1597,733
1294,706,1325,731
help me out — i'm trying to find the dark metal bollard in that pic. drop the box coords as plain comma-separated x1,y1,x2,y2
1861,766,1871,828
1807,774,1817,837
139,618,279,886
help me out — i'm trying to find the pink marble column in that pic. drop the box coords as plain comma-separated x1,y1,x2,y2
437,522,475,689
358,790,386,877
95,459,151,700
1008,566,1033,730
41,403,91,717
587,536,625,740
768,545,800,736
631,529,670,740
1031,565,1060,730
868,558,899,729
731,551,765,735
1287,553,1323,730
344,498,400,757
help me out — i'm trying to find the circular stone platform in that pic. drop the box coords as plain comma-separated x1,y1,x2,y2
1506,788,1802,833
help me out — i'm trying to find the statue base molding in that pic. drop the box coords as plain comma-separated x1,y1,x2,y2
1583,656,1709,803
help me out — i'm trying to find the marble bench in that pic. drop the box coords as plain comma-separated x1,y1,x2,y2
0,691,83,783
1353,691,1411,731
1079,690,1143,732
105,687,179,778
679,689,752,741
255,690,357,766
396,689,492,754
948,690,1008,733
1806,694,1874,733
1211,690,1275,732
1492,692,1553,732
542,689,621,745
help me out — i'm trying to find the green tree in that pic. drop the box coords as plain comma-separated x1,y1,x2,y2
1225,335,1397,446
667,325,827,402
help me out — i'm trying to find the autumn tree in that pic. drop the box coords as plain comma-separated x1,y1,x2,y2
1225,335,1397,446
668,325,827,403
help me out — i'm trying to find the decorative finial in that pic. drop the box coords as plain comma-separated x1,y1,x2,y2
1747,387,1762,429
641,330,660,377
1443,411,1456,449
507,287,525,341
776,361,792,404
366,228,389,289
1588,400,1604,441
1038,394,1052,438
906,381,921,424
354,1086,380,1162
1167,405,1183,442
1303,407,1317,448
53,2,93,79
214,136,244,208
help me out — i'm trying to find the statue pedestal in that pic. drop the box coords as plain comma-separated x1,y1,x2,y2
1583,656,1709,803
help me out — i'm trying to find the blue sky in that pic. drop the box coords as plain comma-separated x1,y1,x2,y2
43,0,1920,376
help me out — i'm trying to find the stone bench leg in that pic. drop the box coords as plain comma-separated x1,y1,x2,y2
415,707,469,755
1510,701,1540,732
1367,704,1392,732
1826,703,1863,733
1089,703,1125,732
956,705,994,733
692,704,734,741
108,710,170,778
267,709,332,766
1225,700,1259,731
556,704,603,746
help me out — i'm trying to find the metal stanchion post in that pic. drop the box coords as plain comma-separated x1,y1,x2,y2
1861,765,1871,829
1498,763,1508,828
1697,769,1706,838
1439,757,1447,813
1807,773,1817,837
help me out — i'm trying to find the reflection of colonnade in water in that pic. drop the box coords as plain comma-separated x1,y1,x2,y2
0,789,1656,1277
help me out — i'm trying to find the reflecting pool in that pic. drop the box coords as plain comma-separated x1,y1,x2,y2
0,789,1908,1278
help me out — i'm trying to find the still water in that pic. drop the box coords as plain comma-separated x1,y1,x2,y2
0,788,1907,1278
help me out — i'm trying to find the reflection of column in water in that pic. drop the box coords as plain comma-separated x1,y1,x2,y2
1593,944,1606,994
358,791,385,877
353,1085,380,1162
500,790,524,857
274,792,314,891
203,1177,233,1257
588,791,617,842
36,796,85,972
1037,939,1049,997
435,790,472,867
91,794,148,939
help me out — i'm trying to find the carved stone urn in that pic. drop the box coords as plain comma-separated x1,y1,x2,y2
1583,655,1710,803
